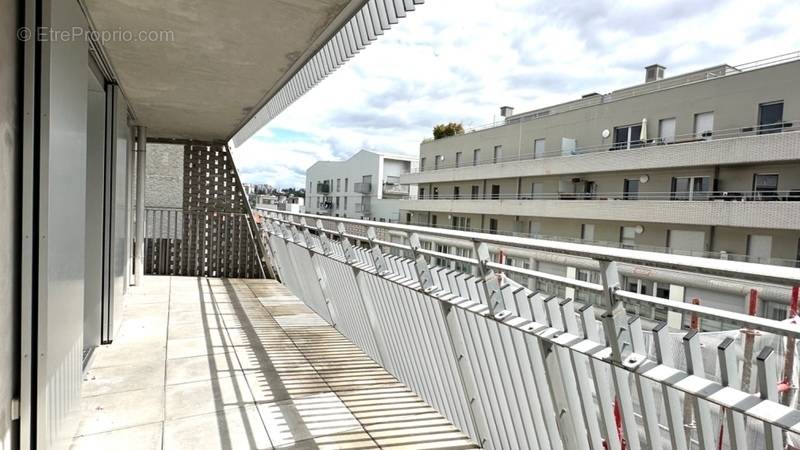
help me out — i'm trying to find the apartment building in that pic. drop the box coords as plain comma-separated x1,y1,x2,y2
398,54,800,320
306,149,418,222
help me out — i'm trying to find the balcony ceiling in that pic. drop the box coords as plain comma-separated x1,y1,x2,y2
83,0,364,142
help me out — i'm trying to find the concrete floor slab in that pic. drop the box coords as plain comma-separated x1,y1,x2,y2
72,276,477,449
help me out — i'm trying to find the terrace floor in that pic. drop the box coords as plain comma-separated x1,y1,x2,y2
71,275,478,450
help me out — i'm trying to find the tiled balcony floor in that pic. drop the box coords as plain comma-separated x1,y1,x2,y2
71,275,478,450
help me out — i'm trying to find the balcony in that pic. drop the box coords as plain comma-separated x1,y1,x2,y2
401,125,800,185
353,182,372,194
404,191,800,230
316,182,330,194
72,275,475,449
382,183,410,196
263,210,800,450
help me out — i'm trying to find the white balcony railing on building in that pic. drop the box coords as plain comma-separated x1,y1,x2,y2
262,210,800,450
353,182,372,194
414,120,799,173
406,190,800,202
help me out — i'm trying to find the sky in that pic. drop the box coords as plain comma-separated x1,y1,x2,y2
231,0,800,189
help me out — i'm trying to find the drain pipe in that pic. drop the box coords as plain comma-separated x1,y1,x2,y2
134,126,147,286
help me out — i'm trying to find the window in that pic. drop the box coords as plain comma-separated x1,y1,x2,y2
491,185,500,200
405,212,411,224
434,244,449,267
667,230,705,255
758,101,784,134
671,176,711,200
658,118,676,144
620,226,636,248
533,138,546,159
336,178,341,192
434,155,443,170
612,124,643,150
747,235,773,262
694,112,714,139
454,247,473,273
531,182,544,199
452,216,471,231
455,151,462,167
431,214,437,227
753,174,779,200
471,185,479,199
581,224,595,241
343,197,347,210
623,179,639,200
493,145,502,163
335,197,340,209
420,157,426,171
473,148,480,165
419,187,425,199
453,186,460,200
432,187,439,199
489,218,498,234
344,178,349,191
530,222,541,236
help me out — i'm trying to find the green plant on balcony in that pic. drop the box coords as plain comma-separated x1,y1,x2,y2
432,122,464,140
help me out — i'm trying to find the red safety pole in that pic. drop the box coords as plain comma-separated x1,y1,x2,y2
614,399,626,450
780,286,799,405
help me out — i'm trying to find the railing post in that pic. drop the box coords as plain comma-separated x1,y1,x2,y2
473,242,505,315
682,331,715,450
336,223,357,264
757,347,784,450
315,219,333,255
408,233,438,293
717,337,747,450
598,259,620,307
366,227,390,276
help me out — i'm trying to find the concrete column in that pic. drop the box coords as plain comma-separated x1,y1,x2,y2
134,126,147,286
124,125,136,290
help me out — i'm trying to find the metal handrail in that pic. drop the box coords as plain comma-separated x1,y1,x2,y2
414,121,799,173
264,209,800,291
406,190,800,202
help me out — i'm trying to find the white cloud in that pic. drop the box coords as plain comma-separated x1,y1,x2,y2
232,0,800,188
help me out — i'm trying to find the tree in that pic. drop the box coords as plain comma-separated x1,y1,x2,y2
432,122,465,140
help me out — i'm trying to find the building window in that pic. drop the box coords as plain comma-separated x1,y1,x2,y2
434,244,449,267
533,138,546,159
612,124,643,150
344,178,349,191
747,234,773,263
758,101,784,134
452,216,471,231
434,155,443,170
471,185,479,199
431,214,437,227
581,224,595,241
658,118,676,144
493,145,502,163
693,111,714,139
432,187,439,199
335,197,340,209
473,148,480,165
620,226,636,249
336,178,341,192
420,157,426,171
530,222,541,236
419,187,425,199
531,182,544,198
455,151,462,167
453,186,460,200
671,176,710,200
623,179,640,200
491,185,500,200
753,174,779,200
454,247,473,273
489,218,498,234
343,197,347,210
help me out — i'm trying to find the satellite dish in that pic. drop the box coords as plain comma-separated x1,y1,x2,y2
601,129,611,139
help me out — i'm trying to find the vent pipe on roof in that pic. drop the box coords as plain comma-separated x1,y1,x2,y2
645,64,666,82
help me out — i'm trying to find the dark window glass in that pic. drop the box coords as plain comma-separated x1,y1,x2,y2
491,185,500,200
623,179,639,200
453,186,460,199
432,187,439,199
471,186,479,199
753,174,779,200
758,102,784,134
489,218,498,234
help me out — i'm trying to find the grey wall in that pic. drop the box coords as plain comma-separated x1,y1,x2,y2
146,143,183,209
0,0,18,446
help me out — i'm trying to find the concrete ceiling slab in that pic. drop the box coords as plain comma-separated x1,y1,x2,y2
83,0,363,141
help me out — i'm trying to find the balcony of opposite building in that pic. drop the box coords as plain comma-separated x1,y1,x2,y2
401,125,800,185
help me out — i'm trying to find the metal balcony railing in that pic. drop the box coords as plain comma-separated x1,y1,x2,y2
414,121,799,173
407,190,800,202
262,210,800,450
354,182,372,194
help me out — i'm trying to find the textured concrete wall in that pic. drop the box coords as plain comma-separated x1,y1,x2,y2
146,143,183,208
0,0,18,446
